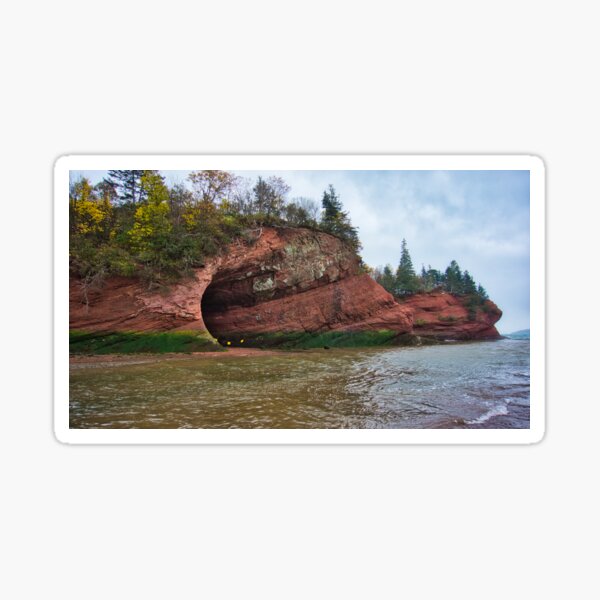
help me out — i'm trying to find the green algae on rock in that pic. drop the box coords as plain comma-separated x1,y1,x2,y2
69,330,222,355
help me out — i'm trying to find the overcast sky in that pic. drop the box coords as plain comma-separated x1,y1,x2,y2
71,169,530,334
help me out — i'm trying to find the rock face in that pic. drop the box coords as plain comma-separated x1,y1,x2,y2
69,227,501,344
402,291,502,340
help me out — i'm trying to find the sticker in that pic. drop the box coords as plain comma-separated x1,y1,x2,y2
55,155,544,443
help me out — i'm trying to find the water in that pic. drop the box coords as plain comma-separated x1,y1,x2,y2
69,339,530,429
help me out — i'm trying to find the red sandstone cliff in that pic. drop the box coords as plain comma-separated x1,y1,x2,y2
401,291,502,340
69,227,501,343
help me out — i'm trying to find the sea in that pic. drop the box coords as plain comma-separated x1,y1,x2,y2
69,338,530,429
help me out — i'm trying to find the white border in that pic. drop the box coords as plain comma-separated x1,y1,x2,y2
54,155,545,444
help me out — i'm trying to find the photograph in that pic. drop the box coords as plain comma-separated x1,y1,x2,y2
57,155,543,442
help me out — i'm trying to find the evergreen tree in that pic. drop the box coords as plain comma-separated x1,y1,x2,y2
394,238,418,295
476,284,489,300
425,266,444,290
105,170,145,204
320,185,361,251
462,270,477,295
321,184,343,224
444,260,464,293
94,179,118,205
380,264,395,293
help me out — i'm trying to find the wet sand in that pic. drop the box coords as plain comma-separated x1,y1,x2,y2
70,347,295,368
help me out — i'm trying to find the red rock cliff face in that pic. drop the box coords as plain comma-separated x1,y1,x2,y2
69,227,501,342
401,291,502,340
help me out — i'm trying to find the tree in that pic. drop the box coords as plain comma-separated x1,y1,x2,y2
428,267,444,287
94,179,118,205
294,197,321,223
462,270,477,295
444,260,464,294
140,171,168,203
380,264,395,293
321,184,343,224
69,177,112,239
394,238,419,295
283,202,310,226
188,170,238,205
230,178,255,216
128,173,172,257
320,185,361,251
70,170,372,289
105,170,145,204
168,183,193,226
252,176,290,222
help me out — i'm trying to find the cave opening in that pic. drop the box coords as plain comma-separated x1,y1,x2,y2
200,274,256,344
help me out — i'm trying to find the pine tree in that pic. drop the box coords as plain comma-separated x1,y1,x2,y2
320,185,361,251
395,238,418,295
381,264,395,293
444,260,464,294
94,180,118,205
463,270,477,295
321,185,343,224
105,170,145,204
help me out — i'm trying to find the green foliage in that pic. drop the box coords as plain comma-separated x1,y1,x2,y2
220,329,415,349
372,239,490,303
252,176,290,223
105,170,146,204
70,330,221,354
380,264,395,294
462,270,477,295
69,177,113,240
395,238,419,295
188,170,238,204
69,171,364,289
444,260,463,294
320,185,361,251
439,315,459,322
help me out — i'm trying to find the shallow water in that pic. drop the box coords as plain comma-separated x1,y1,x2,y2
69,339,530,429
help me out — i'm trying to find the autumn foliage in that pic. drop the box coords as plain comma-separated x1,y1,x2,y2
69,170,360,289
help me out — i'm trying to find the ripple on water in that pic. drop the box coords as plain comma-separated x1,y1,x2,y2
69,340,530,429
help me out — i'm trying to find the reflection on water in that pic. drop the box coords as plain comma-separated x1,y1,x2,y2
69,339,530,429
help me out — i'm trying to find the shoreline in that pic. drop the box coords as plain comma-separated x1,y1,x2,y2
69,347,297,367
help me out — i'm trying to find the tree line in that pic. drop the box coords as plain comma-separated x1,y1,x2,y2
372,238,489,302
69,170,360,289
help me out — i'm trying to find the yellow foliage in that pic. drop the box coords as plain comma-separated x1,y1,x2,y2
181,200,219,232
71,198,112,236
128,201,171,252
